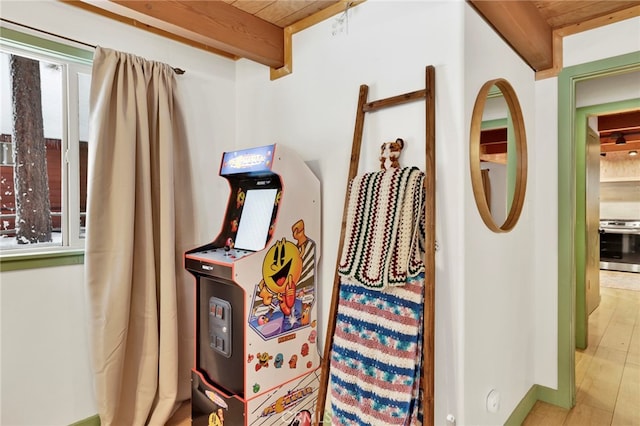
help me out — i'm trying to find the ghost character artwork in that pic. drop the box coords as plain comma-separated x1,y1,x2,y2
250,220,316,339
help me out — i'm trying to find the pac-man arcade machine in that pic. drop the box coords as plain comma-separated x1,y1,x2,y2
185,144,321,426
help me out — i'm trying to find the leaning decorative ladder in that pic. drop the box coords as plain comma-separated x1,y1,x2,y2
315,65,436,425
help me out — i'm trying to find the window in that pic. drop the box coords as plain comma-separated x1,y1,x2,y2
0,26,92,265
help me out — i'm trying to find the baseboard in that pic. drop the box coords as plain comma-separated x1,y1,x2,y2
69,414,100,426
68,385,563,426
537,383,573,409
504,385,538,426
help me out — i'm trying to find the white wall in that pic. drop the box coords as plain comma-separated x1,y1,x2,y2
1,266,94,425
480,162,508,226
576,70,640,108
463,5,542,425
563,17,640,68
0,1,237,425
2,1,638,425
234,1,550,423
532,76,559,389
235,1,467,423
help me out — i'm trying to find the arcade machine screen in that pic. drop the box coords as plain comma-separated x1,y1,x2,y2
233,188,279,252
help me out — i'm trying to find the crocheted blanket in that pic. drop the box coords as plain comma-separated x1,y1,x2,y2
330,273,425,425
338,167,425,290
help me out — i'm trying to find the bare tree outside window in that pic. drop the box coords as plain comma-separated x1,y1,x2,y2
1,41,89,254
9,54,52,244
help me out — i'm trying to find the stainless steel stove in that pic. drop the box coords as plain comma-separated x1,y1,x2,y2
599,219,640,273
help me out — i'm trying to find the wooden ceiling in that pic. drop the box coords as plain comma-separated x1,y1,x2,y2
65,1,640,78
456,1,640,158
65,1,639,150
220,0,341,28
64,0,353,78
468,1,640,77
598,110,640,155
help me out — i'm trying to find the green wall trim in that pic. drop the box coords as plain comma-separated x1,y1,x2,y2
574,97,640,350
505,385,538,426
506,384,575,426
0,250,84,272
481,117,508,130
536,384,572,409
556,50,640,409
0,26,93,64
69,414,100,426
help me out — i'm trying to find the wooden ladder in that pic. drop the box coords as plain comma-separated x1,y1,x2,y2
315,65,436,425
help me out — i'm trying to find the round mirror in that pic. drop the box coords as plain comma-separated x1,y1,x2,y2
470,78,527,232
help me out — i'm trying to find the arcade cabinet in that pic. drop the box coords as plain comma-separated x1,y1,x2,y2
185,144,321,426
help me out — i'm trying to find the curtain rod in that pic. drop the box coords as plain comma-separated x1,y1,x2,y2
1,18,186,75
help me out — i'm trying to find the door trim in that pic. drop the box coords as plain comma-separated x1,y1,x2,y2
539,51,640,409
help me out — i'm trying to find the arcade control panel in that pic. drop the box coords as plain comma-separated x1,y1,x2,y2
191,247,253,263
184,247,253,280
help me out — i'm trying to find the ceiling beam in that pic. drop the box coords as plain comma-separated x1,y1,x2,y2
598,111,640,133
468,0,554,71
601,140,640,153
481,142,508,155
270,0,366,80
480,127,507,145
75,0,285,68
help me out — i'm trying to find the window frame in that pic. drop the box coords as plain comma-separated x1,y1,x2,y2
0,26,93,271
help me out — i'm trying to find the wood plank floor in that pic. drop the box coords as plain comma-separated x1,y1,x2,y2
166,400,190,426
524,272,640,426
168,271,639,426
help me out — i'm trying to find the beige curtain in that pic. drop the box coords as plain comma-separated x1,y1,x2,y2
85,46,194,426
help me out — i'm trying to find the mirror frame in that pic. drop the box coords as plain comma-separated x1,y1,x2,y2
470,78,528,233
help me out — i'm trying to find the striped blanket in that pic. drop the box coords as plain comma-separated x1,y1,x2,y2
330,274,424,425
338,167,425,290
330,167,426,425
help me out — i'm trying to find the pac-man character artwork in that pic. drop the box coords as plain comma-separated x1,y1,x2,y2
249,219,316,340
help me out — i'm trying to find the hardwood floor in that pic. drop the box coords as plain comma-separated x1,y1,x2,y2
524,272,640,426
168,271,639,426
166,400,190,426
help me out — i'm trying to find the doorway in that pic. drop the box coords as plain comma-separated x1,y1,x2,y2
543,51,640,410
575,102,640,350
